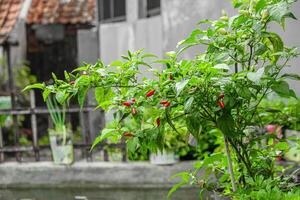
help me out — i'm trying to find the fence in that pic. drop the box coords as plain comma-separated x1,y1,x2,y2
0,90,127,163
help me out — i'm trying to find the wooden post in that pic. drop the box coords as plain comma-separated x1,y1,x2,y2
30,90,39,161
4,43,20,162
0,126,4,162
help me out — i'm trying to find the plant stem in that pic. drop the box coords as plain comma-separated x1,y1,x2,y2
223,135,237,192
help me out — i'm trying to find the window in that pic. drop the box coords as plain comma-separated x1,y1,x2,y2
139,0,161,18
98,0,126,23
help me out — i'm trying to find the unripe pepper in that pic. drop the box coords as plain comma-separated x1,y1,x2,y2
156,118,161,127
261,10,269,20
220,16,229,21
123,102,131,107
146,90,155,97
218,101,225,109
218,28,227,35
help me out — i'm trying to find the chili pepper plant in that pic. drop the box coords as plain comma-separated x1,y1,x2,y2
24,0,300,198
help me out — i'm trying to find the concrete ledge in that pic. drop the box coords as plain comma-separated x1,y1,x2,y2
0,161,196,189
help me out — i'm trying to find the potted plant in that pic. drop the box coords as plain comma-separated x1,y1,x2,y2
25,0,300,198
257,97,300,163
46,96,73,165
149,122,188,165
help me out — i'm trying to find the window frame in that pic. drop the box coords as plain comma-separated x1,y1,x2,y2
98,0,126,23
139,0,161,19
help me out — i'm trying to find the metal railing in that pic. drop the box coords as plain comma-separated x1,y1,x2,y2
0,90,127,163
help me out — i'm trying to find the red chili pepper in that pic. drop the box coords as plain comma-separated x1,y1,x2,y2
123,132,133,137
164,102,171,107
276,155,284,161
219,93,225,99
69,81,75,85
169,74,173,80
160,100,168,105
123,102,131,107
131,98,136,103
218,101,225,109
131,107,137,115
156,118,161,127
146,90,155,97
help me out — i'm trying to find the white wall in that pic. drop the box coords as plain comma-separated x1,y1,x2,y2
161,0,300,94
80,0,300,98
99,16,163,65
271,2,300,94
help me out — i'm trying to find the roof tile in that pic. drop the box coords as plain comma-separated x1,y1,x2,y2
26,0,95,25
0,0,23,44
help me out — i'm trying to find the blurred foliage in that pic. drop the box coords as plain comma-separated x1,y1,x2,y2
256,95,300,130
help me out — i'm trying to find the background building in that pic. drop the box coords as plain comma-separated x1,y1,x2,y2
0,0,299,147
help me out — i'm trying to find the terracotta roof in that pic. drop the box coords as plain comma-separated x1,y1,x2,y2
26,0,95,25
0,0,23,44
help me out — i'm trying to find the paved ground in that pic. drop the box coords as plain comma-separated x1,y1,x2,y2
0,161,197,188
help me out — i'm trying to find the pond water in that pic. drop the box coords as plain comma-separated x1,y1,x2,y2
0,187,202,200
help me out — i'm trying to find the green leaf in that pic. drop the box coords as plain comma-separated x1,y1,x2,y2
55,90,69,104
175,79,189,97
168,172,190,198
127,137,139,153
137,61,151,68
64,71,70,82
229,15,247,29
42,89,51,101
177,29,202,48
271,80,296,98
247,67,264,83
165,109,180,134
75,75,90,86
184,97,194,113
109,60,123,67
90,128,116,150
268,1,296,28
72,66,89,73
281,73,300,81
141,53,157,59
217,112,234,137
22,83,45,92
78,86,89,108
202,153,225,167
166,51,176,58
264,32,284,62
274,142,289,151
213,64,230,70
127,50,132,58
255,0,267,12
94,87,114,111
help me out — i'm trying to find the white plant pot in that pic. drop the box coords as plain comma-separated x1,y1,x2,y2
150,150,178,165
285,129,300,163
49,130,74,165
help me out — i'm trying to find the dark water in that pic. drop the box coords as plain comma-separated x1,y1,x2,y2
0,188,201,200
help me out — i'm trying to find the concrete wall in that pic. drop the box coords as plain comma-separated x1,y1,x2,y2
161,0,234,59
161,0,300,93
99,16,163,65
272,3,300,94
